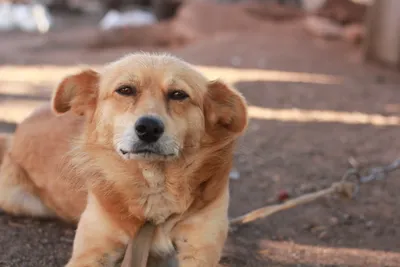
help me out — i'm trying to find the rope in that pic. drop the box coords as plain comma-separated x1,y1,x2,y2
230,157,400,225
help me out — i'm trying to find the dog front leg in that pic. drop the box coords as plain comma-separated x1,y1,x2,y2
66,193,132,267
173,218,228,267
171,191,230,267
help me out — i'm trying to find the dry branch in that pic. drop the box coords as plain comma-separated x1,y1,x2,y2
229,181,356,225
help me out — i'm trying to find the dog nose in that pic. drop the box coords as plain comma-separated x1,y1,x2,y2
135,116,165,143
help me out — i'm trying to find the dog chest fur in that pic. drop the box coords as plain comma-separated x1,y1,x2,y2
140,167,182,225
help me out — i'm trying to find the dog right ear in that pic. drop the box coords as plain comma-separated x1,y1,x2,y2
204,80,248,136
52,69,99,116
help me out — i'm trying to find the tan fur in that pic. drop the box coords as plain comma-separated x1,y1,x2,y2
0,53,248,267
0,134,11,166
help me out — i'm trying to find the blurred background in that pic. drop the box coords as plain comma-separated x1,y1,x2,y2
0,0,400,266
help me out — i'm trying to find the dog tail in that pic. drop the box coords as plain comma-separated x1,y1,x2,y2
0,134,12,166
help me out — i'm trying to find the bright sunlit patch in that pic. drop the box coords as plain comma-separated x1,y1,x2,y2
249,106,400,126
0,99,46,124
0,65,97,85
0,82,52,97
0,65,342,85
197,66,343,85
258,240,400,266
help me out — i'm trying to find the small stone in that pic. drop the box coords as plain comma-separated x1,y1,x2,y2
329,217,339,225
298,183,317,194
343,214,354,225
229,169,240,180
303,223,314,231
310,225,326,234
318,231,328,240
366,220,374,228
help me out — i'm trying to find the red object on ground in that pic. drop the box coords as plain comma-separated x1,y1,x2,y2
278,190,290,202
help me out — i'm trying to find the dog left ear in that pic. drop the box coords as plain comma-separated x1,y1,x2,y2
204,80,248,135
52,69,99,116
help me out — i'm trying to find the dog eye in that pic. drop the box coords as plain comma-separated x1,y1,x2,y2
168,90,189,101
115,85,137,96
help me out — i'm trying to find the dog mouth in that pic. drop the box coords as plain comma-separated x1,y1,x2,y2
119,143,176,160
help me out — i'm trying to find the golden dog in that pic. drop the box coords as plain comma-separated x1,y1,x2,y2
0,53,248,267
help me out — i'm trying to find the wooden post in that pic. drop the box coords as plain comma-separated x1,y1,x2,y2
364,0,400,69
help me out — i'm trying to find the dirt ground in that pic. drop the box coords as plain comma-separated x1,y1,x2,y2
1,8,400,267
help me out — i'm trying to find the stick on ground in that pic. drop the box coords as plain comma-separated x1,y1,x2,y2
230,181,356,225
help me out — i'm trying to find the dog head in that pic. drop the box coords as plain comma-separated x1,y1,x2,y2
52,53,247,162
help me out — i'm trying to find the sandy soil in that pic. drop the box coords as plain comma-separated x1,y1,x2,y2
1,6,400,267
